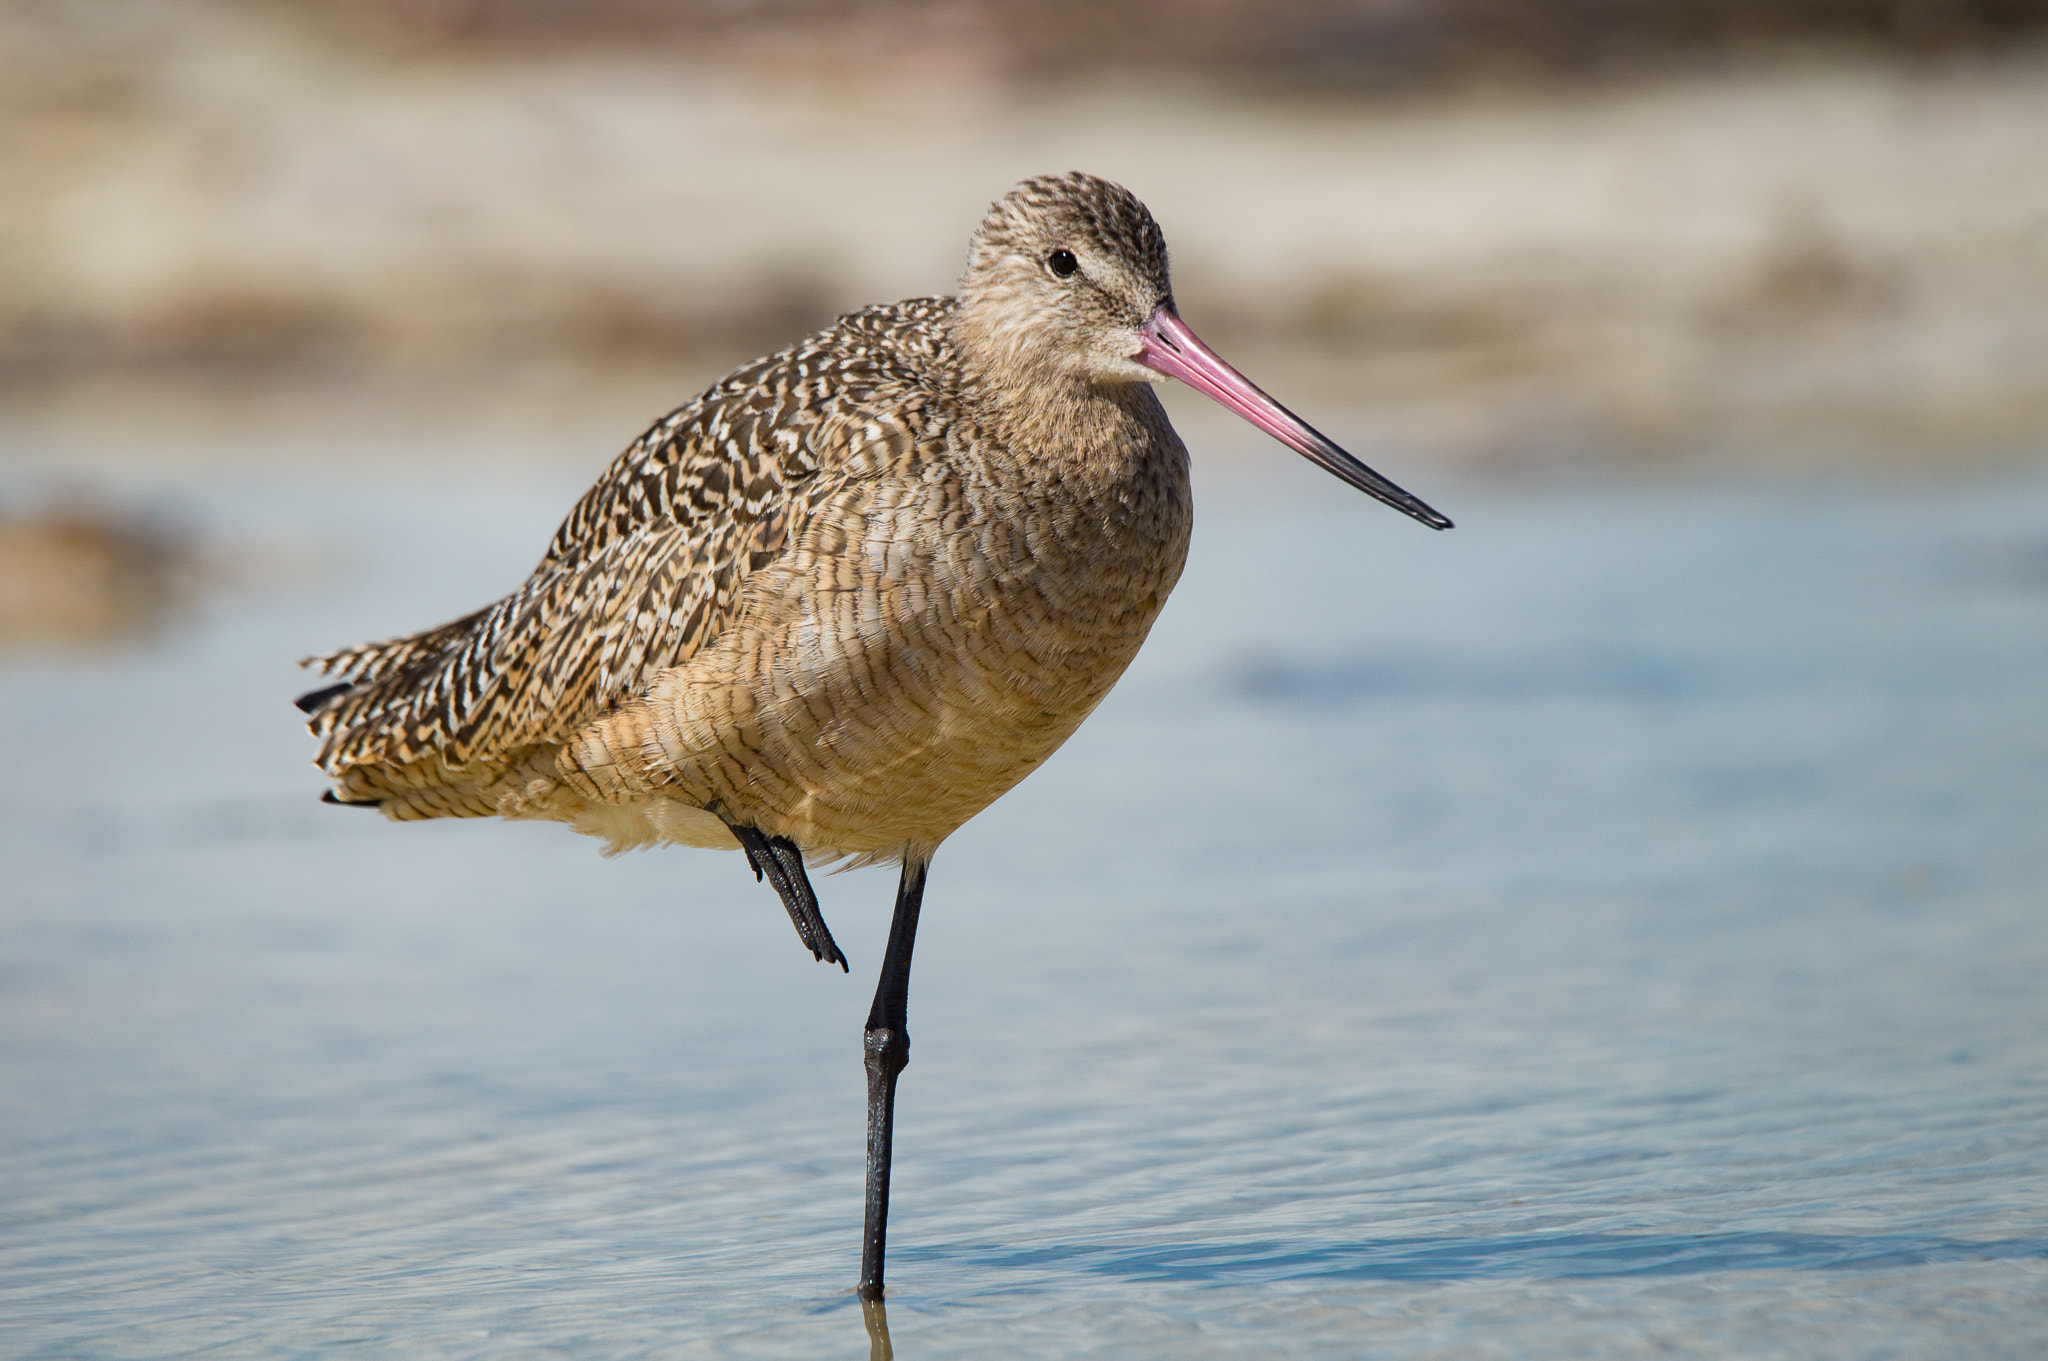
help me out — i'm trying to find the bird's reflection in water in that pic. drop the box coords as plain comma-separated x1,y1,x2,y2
861,1298,894,1360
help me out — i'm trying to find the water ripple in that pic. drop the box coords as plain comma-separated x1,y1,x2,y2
946,1230,2048,1285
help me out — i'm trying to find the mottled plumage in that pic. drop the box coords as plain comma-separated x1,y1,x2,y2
304,279,1188,865
297,172,1448,1302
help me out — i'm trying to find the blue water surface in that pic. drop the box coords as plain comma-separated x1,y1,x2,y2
3,440,2046,1358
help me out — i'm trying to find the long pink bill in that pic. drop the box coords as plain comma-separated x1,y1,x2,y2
1136,306,1453,530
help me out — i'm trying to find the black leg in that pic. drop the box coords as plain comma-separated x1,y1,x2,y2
858,856,928,1301
723,819,848,972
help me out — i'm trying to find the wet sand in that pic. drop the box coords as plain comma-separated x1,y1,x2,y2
5,2,2047,463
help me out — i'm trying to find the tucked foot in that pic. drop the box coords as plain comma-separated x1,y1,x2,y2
723,819,848,971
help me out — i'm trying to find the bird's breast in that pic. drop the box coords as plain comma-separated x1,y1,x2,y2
562,401,1193,863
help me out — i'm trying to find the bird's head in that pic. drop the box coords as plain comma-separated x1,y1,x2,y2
958,172,1452,530
958,170,1170,388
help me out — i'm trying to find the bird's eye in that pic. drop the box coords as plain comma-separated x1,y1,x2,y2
1047,249,1079,278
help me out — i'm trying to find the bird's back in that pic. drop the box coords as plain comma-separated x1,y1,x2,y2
301,298,960,820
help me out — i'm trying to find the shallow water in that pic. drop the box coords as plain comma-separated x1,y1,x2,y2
3,446,2047,1358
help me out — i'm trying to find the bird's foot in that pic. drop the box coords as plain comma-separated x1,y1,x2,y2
721,819,848,971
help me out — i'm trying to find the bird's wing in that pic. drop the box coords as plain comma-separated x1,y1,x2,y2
300,298,956,791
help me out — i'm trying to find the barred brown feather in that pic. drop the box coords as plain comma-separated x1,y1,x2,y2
301,173,1196,865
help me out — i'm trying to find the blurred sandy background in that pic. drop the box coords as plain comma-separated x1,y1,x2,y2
4,0,2048,643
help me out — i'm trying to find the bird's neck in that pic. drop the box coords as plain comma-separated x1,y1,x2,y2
946,308,1170,487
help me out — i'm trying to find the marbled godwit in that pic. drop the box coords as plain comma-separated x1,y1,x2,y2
298,172,1451,1300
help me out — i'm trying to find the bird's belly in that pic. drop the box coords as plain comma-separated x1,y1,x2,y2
555,606,1158,863
558,473,1191,864
758,569,1174,859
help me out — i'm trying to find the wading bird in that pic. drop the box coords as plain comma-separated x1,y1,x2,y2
298,172,1450,1301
